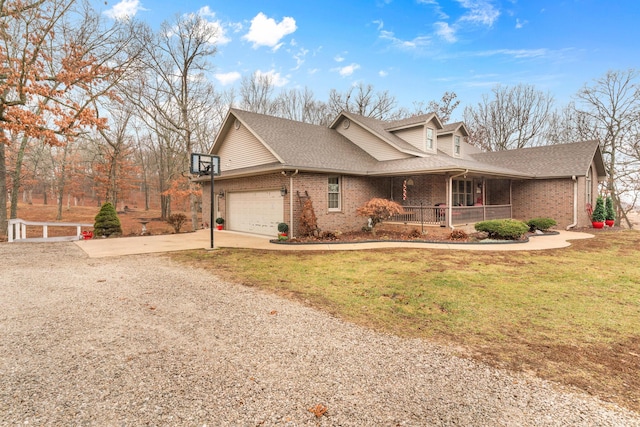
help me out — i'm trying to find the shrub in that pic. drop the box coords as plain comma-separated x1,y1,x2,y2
277,222,289,233
94,202,122,237
299,199,318,236
526,217,557,232
449,229,468,240
215,217,225,225
474,219,529,240
591,196,606,222
168,213,187,233
605,196,615,221
356,198,404,236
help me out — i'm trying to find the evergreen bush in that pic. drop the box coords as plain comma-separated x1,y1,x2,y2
591,196,606,222
474,219,529,240
526,217,557,232
94,202,122,237
605,196,616,221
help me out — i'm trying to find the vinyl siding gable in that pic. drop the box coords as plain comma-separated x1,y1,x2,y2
217,121,279,171
335,118,411,161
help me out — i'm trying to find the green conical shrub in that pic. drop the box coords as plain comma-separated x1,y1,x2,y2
94,202,122,237
605,196,616,221
591,196,606,222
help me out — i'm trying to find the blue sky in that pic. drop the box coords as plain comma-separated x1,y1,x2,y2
96,0,640,120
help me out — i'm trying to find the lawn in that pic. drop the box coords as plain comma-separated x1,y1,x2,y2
171,230,640,413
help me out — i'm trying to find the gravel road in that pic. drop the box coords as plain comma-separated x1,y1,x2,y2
1,242,638,426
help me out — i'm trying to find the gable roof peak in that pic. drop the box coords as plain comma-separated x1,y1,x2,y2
384,112,444,131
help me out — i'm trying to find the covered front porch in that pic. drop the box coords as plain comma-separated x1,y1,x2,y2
386,174,514,228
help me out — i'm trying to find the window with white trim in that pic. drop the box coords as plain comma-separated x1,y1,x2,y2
452,179,473,206
454,135,461,156
328,176,341,211
426,127,434,151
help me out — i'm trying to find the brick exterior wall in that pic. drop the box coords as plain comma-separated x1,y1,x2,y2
202,173,288,230
512,179,574,227
203,170,596,234
202,172,390,236
391,175,448,207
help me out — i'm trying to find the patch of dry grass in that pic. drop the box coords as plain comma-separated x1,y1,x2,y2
171,230,640,413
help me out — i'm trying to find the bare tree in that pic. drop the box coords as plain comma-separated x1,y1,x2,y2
239,72,279,115
408,91,460,123
545,102,601,146
327,83,397,120
130,11,219,230
275,87,330,125
575,69,640,227
463,84,554,151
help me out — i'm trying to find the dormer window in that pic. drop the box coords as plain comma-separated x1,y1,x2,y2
454,135,461,156
426,128,434,151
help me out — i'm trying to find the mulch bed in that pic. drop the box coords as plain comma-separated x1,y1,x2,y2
273,227,558,245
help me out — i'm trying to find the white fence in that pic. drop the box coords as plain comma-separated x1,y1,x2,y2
7,218,93,242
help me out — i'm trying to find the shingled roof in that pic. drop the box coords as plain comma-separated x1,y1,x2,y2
471,140,606,179
212,109,604,180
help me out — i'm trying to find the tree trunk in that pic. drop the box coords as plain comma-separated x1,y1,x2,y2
55,143,70,221
0,142,7,236
9,135,31,219
161,194,171,219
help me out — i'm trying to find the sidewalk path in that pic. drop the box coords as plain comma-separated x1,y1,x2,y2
74,229,595,258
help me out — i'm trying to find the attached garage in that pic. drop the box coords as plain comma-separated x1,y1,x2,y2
226,190,283,235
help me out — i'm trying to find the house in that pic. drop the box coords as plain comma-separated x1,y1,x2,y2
201,108,606,237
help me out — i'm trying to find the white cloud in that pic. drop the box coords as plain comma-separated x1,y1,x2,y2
379,30,431,50
292,48,309,70
474,48,549,59
243,12,297,50
373,19,384,31
333,63,360,77
379,70,388,77
456,0,500,26
434,21,457,42
104,0,146,20
334,54,346,63
418,0,449,19
515,18,527,29
256,69,289,87
214,71,241,86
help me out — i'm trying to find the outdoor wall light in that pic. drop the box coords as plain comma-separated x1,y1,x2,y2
477,183,482,193
280,185,288,196
219,190,225,198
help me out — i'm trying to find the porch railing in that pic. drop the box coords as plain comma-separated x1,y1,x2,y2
389,204,512,226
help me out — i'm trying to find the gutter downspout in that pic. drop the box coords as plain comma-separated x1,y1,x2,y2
566,175,578,230
448,169,468,229
289,169,298,237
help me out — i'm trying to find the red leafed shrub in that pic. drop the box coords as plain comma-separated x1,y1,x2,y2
356,198,404,236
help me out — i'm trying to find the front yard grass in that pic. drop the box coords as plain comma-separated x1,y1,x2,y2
170,230,640,412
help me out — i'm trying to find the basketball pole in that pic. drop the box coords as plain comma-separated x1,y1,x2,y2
210,170,214,249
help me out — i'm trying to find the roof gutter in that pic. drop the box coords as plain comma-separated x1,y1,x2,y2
448,169,469,229
566,175,578,230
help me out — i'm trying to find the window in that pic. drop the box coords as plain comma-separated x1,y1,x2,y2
426,128,434,150
454,135,461,156
452,179,473,206
328,176,341,210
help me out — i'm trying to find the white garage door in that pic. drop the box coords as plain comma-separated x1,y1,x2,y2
227,190,283,235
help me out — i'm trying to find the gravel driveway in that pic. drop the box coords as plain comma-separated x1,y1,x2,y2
1,242,638,426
